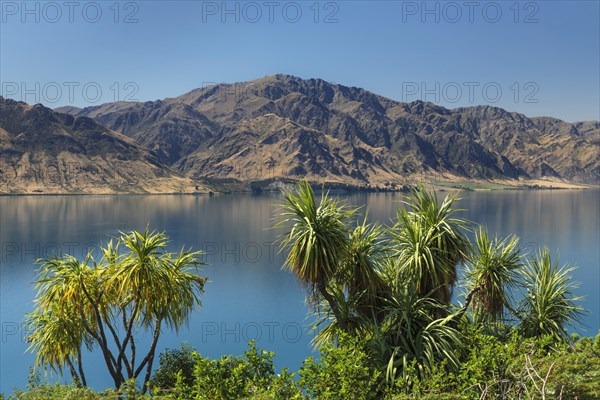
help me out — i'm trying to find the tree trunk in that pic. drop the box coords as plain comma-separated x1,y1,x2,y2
129,331,136,378
135,319,162,393
453,286,481,324
77,348,87,387
317,279,348,332
79,304,122,388
506,303,524,321
118,303,139,379
66,356,81,387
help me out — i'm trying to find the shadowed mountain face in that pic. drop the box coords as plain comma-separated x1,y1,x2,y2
53,74,600,186
0,97,206,194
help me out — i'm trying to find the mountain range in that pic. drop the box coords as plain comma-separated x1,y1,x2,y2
1,74,598,193
0,97,206,194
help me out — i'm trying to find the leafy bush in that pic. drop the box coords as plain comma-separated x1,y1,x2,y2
271,368,302,399
298,342,382,400
545,333,600,399
9,378,153,400
9,332,600,399
151,343,196,390
151,341,276,399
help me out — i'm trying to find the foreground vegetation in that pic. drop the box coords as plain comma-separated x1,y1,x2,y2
9,183,597,399
7,331,600,399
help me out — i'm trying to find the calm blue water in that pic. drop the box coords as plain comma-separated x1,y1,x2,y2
1,190,598,393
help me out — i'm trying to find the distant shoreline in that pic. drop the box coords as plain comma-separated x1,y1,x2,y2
1,178,597,196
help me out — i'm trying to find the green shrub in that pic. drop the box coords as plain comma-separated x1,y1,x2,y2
9,379,153,400
545,331,600,399
298,343,381,400
151,341,276,399
151,343,196,390
270,368,302,399
9,331,600,399
191,341,274,399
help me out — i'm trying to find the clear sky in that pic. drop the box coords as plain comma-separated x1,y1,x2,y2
1,0,598,121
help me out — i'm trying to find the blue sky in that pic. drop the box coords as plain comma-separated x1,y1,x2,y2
1,0,598,121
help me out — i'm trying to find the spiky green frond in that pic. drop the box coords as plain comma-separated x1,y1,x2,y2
519,248,585,341
391,186,471,304
276,181,355,286
466,227,523,321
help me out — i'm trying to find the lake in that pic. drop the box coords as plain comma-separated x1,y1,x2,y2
1,189,598,393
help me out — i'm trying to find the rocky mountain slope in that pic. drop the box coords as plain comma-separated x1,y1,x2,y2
58,74,598,188
0,97,207,194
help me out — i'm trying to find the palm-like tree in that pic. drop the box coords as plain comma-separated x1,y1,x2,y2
276,181,355,331
342,219,390,318
463,227,523,322
310,285,369,347
27,229,206,392
392,186,470,304
33,254,101,323
28,254,99,386
363,283,462,387
518,248,584,341
311,219,391,346
26,304,90,387
107,229,207,390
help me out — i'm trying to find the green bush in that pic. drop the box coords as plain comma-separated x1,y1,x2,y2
151,343,196,391
270,368,302,399
9,379,153,400
151,341,276,399
9,331,600,399
9,384,106,400
298,342,381,400
545,332,600,399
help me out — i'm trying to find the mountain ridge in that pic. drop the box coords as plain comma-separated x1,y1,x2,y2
0,97,209,194
58,74,599,187
2,74,598,193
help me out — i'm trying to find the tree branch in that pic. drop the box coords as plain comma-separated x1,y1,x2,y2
79,286,123,387
65,356,81,387
119,302,140,378
134,318,162,394
317,279,348,332
452,286,481,325
76,348,87,387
